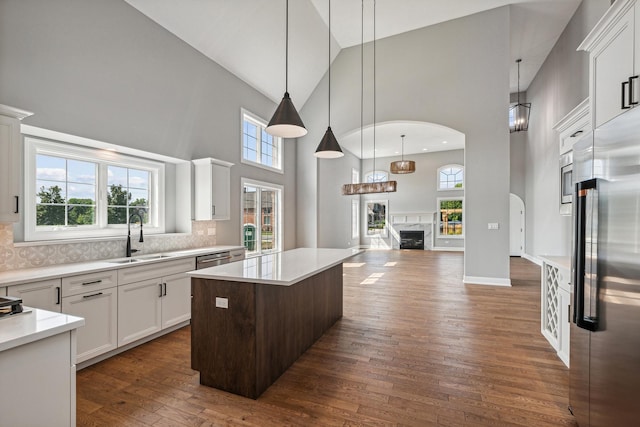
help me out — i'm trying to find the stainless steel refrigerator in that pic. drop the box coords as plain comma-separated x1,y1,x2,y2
570,106,640,426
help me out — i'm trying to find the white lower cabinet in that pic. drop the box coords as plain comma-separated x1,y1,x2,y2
6,278,62,312
540,256,571,367
117,258,194,346
62,287,117,363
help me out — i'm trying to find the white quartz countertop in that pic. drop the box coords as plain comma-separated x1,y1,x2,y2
187,248,363,286
0,308,85,352
539,256,571,271
0,245,244,287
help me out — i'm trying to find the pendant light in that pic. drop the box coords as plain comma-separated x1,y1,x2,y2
315,0,344,158
266,0,307,139
509,59,531,133
342,0,397,195
390,134,416,174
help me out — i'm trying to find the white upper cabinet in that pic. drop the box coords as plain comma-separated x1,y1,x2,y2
579,0,639,128
0,104,33,223
193,157,233,221
554,98,591,155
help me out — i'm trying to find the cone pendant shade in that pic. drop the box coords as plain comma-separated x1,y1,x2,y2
315,126,343,158
266,92,307,138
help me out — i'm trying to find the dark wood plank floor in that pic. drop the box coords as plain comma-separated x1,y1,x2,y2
77,250,576,426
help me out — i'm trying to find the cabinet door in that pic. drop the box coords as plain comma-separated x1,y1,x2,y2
62,288,117,363
161,273,191,329
558,287,571,367
7,279,62,312
211,163,230,220
118,278,162,346
592,7,635,127
0,115,21,222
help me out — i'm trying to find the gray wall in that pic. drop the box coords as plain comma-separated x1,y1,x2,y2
0,0,297,249
300,7,511,282
523,0,609,258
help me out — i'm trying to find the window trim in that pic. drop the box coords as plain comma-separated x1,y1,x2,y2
437,164,464,191
351,200,360,240
240,177,284,257
437,196,464,239
240,108,284,174
24,136,165,242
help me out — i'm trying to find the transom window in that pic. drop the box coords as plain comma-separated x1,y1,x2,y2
438,164,464,190
364,170,389,183
242,109,282,172
25,137,164,241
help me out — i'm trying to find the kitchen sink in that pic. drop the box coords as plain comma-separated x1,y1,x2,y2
107,254,174,264
108,258,142,264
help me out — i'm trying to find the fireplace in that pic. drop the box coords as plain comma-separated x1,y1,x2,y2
400,230,424,250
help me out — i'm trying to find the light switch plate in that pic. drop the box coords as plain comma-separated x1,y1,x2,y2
488,223,500,230
215,297,228,309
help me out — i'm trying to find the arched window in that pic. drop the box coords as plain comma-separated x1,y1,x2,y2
437,164,464,190
364,170,389,183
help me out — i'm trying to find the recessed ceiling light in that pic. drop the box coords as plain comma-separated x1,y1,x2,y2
442,141,448,144
105,148,117,152
423,148,428,151
395,151,399,154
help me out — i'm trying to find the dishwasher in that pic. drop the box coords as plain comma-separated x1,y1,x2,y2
195,251,232,269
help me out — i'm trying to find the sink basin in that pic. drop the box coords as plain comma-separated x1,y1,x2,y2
108,258,142,264
135,254,174,261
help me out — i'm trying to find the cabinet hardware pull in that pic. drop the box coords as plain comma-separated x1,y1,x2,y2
212,205,216,216
622,81,631,109
14,196,19,214
163,283,167,296
83,292,103,299
82,279,102,286
159,283,163,298
199,256,232,264
629,75,639,105
56,287,61,305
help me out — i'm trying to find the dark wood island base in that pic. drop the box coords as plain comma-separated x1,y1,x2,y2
191,264,343,399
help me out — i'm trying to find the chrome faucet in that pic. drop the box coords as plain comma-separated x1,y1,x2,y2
126,213,144,257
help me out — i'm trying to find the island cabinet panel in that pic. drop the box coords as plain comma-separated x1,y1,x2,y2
191,264,343,399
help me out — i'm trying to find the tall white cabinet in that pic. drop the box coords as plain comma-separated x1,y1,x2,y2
193,157,233,221
0,104,33,223
579,0,640,128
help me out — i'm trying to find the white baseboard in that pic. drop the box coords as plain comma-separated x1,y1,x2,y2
431,247,464,252
522,252,543,266
463,275,512,287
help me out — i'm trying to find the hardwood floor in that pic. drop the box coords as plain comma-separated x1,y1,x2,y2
77,250,576,426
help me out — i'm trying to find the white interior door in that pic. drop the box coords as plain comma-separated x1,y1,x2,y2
510,193,525,256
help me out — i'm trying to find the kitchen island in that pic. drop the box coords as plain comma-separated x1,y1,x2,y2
187,248,361,398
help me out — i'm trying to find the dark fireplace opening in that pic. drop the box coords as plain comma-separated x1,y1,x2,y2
400,230,424,250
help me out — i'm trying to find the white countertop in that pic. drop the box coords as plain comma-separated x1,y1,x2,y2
0,308,85,352
187,248,363,286
0,245,244,287
539,255,571,271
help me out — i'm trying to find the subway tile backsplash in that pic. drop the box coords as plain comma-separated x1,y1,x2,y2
0,221,216,272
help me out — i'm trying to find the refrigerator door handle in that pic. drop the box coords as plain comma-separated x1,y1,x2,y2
573,178,599,332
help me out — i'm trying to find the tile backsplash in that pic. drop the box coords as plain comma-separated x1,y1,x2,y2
0,221,217,272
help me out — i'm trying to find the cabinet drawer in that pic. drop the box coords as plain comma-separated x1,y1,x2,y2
62,270,117,297
230,248,245,262
118,257,195,286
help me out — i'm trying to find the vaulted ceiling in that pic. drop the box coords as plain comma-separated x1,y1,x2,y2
125,0,581,157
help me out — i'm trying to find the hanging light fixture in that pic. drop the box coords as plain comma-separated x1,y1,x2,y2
390,134,416,174
343,0,397,195
509,59,531,133
315,0,344,158
266,0,307,139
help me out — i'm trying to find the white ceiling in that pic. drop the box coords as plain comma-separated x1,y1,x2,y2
125,0,581,157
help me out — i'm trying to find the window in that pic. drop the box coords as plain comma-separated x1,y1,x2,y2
438,197,463,237
352,168,360,184
438,164,464,190
242,109,282,172
364,170,388,183
366,200,388,237
25,137,164,241
351,200,360,239
241,178,283,256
